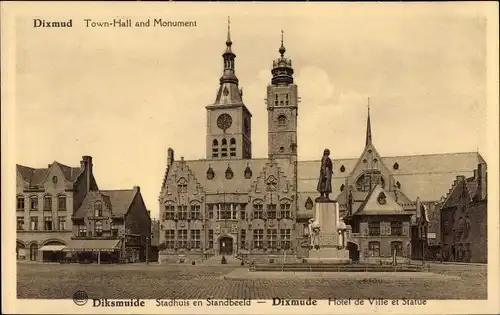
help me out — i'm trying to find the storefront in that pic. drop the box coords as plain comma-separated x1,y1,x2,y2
39,244,66,262
62,239,122,264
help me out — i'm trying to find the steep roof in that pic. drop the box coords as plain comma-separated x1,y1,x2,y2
354,185,410,216
73,189,137,219
16,161,82,186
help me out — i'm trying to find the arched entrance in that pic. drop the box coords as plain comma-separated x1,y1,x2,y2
16,241,26,260
219,236,234,255
29,243,38,261
346,242,360,263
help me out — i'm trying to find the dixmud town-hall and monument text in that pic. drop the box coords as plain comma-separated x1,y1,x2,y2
157,24,486,264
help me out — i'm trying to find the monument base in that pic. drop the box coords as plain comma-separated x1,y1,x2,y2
305,247,351,264
305,200,351,265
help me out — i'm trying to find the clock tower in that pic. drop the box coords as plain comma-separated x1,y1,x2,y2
205,18,252,160
267,31,298,159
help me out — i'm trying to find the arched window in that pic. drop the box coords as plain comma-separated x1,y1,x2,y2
29,243,38,261
95,221,103,237
94,201,103,217
393,162,399,170
340,184,345,192
230,138,236,157
30,196,38,211
221,138,228,157
278,115,287,128
177,178,188,193
43,195,52,211
368,241,380,257
340,165,345,173
52,176,58,184
212,139,219,158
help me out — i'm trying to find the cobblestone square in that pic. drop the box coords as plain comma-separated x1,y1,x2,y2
17,262,487,300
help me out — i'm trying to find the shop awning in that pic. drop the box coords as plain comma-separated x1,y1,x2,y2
62,239,121,252
39,245,66,251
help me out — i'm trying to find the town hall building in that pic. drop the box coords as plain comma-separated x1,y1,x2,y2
158,23,486,263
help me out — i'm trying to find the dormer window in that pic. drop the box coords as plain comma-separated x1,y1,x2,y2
305,197,314,210
206,166,215,180
225,166,234,180
340,184,345,192
94,201,103,217
244,165,252,179
393,162,399,170
266,176,277,191
52,176,58,184
340,165,345,173
177,178,188,193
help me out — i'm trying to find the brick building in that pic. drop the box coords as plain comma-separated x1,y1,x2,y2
439,163,487,263
16,156,151,263
157,23,486,263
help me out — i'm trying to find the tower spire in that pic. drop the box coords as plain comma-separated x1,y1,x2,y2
226,16,232,48
365,97,372,146
279,29,286,57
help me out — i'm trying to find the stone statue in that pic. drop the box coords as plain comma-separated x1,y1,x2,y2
316,148,333,202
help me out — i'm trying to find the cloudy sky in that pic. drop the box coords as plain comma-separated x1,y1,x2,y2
13,3,490,217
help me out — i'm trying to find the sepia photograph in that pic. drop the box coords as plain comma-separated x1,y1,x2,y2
2,1,499,314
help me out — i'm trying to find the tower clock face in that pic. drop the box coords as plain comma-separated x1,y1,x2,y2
217,113,232,131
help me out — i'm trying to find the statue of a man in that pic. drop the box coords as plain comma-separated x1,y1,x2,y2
316,148,333,202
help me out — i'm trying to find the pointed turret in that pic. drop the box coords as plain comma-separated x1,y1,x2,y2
214,17,242,105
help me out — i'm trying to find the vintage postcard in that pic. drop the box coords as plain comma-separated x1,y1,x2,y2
1,1,499,314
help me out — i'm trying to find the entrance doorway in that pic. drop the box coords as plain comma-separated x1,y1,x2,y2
219,236,233,255
346,242,360,263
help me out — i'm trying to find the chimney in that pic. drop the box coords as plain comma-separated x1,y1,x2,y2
167,148,174,167
133,185,140,192
147,210,151,217
415,197,421,219
473,169,478,179
81,156,93,192
477,162,487,200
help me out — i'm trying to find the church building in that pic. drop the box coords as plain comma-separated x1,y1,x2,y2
158,22,486,263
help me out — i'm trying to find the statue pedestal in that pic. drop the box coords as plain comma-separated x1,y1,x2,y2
305,201,350,264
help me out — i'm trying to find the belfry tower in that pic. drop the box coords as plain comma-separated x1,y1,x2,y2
266,31,299,159
205,18,252,160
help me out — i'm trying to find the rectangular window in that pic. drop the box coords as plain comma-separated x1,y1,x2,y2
253,204,263,219
240,229,246,249
43,196,52,211
208,229,214,249
207,205,214,219
267,229,278,249
280,229,291,249
30,217,38,230
95,222,103,237
368,241,381,257
178,206,188,220
78,225,87,237
191,230,201,249
253,229,263,249
267,204,277,219
165,230,175,249
280,203,291,219
165,205,175,220
190,205,201,220
240,210,246,220
57,196,67,211
110,222,119,237
391,221,402,236
30,196,38,211
58,217,66,230
17,196,25,211
220,204,231,220
17,217,25,230
368,221,380,236
178,229,188,248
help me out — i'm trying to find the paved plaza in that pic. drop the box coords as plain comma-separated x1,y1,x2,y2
17,262,487,300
